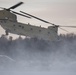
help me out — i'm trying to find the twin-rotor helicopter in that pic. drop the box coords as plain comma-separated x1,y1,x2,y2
0,2,76,41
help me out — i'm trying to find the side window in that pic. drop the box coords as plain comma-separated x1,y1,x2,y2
30,28,33,30
13,24,15,26
48,32,50,34
19,25,21,27
18,25,24,29
22,26,24,29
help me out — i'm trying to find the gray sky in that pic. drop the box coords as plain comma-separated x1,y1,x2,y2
0,0,76,35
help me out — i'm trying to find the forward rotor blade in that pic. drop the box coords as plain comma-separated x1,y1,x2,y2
20,11,55,26
11,10,31,18
60,26,76,28
8,2,24,10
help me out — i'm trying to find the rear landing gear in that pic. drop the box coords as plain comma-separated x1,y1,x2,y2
5,30,9,35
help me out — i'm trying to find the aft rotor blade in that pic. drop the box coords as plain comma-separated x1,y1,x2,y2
60,26,76,28
20,11,55,26
8,2,24,10
0,7,6,9
11,10,31,18
59,27,69,32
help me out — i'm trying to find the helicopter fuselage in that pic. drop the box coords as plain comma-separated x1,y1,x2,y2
0,9,58,41
0,19,58,41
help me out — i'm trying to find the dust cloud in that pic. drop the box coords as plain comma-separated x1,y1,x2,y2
0,34,76,75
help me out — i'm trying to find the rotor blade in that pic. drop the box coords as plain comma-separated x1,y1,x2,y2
0,7,10,11
8,2,24,10
60,26,76,28
11,10,31,18
0,7,5,9
59,27,69,32
20,11,55,26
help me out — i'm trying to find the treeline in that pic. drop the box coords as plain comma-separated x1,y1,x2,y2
59,33,76,39
0,33,76,58
1,33,76,41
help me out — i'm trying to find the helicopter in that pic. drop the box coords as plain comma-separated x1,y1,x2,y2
0,2,76,41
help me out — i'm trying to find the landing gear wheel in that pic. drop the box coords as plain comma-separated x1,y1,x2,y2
5,31,9,35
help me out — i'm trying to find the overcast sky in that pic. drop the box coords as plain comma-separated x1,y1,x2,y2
0,0,76,35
